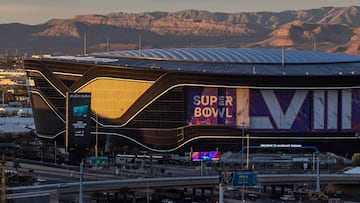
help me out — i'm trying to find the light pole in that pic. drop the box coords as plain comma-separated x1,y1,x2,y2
1,90,4,108
312,32,317,51
1,154,6,203
316,153,320,192
54,141,57,164
94,113,99,179
79,159,84,203
246,133,250,170
146,181,150,203
240,122,248,169
241,122,247,203
95,113,98,159
219,183,223,203
241,123,245,168
242,181,245,202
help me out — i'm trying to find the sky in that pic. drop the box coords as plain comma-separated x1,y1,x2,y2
1,0,359,25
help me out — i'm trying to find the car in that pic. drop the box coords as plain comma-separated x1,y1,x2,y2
5,169,18,176
58,183,68,188
247,193,259,200
280,194,296,201
36,177,47,183
162,198,174,203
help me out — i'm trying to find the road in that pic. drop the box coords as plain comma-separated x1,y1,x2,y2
4,160,121,183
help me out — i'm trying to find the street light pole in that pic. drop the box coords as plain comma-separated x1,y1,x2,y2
95,113,98,159
147,182,150,203
12,144,15,161
241,123,245,168
1,90,4,108
219,183,223,203
79,159,84,203
241,123,246,203
242,181,245,202
316,153,320,192
246,133,250,170
1,154,6,203
54,141,57,164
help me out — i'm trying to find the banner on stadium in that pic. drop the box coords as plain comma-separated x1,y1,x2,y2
185,87,360,132
68,92,92,150
185,87,249,126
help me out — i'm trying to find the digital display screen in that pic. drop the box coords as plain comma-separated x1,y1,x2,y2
191,151,221,161
73,105,89,117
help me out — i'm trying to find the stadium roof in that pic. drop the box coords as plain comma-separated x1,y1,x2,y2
97,48,360,64
47,48,360,76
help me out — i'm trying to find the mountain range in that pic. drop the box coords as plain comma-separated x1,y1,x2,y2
2,6,360,56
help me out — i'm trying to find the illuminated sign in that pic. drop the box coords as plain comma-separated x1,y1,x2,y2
191,151,221,161
260,144,302,148
68,93,92,149
185,87,360,132
186,87,249,126
250,89,354,132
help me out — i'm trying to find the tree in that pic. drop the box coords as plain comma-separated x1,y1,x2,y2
352,153,360,166
13,161,20,172
160,168,165,176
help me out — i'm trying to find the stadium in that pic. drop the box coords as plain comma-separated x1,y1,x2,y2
24,48,360,157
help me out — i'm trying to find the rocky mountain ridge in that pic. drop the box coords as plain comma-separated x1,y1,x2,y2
2,6,360,55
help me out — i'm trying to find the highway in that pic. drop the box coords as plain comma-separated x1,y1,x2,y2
4,160,121,183
8,173,360,193
6,173,360,201
257,173,360,185
4,160,360,202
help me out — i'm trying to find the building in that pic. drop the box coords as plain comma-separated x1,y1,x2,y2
23,48,360,156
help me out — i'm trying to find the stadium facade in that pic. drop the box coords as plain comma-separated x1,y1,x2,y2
24,48,360,155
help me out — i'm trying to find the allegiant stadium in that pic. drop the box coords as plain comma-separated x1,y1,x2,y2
24,48,360,156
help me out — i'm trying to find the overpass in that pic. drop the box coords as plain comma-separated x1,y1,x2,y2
258,173,360,185
6,173,360,202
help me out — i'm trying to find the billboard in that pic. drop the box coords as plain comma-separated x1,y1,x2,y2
185,87,249,126
191,151,221,161
185,87,360,133
68,93,92,150
250,89,356,132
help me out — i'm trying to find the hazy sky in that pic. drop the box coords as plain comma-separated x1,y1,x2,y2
1,0,359,25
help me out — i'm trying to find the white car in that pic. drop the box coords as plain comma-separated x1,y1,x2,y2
36,177,47,183
280,194,296,201
162,199,174,203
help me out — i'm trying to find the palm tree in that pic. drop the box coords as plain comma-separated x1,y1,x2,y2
12,161,20,172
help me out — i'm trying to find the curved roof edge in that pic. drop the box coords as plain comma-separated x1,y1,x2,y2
92,48,360,64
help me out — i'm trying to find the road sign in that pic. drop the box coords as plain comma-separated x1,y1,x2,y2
232,171,257,186
221,171,257,186
88,156,108,165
